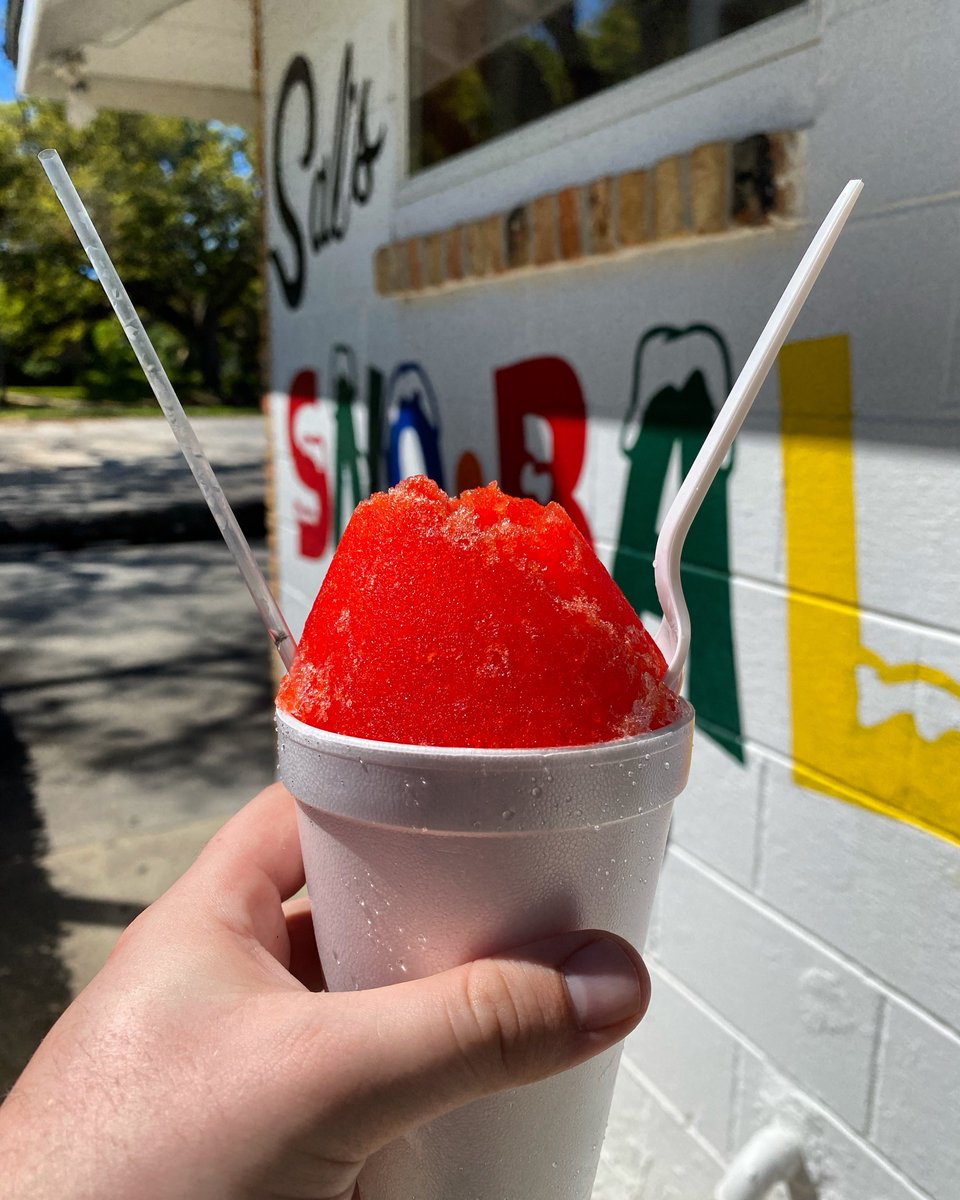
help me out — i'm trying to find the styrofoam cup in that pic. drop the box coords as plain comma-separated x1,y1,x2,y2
277,704,695,1200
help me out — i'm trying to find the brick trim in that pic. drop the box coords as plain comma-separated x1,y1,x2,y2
374,130,805,297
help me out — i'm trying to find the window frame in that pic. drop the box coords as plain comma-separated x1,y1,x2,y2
396,0,819,207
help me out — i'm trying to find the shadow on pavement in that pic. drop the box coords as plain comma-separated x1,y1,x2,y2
0,539,277,1092
0,696,72,1095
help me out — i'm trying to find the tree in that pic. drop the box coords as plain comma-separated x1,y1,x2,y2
0,101,261,404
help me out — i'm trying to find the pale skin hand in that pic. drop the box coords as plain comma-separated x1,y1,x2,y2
0,783,650,1200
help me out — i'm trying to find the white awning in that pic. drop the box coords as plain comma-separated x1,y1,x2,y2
12,0,255,126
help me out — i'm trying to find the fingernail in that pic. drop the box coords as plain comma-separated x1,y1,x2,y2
561,938,644,1031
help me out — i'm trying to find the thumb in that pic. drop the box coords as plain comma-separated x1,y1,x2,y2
309,929,650,1159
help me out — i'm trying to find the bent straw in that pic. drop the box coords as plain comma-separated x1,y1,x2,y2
39,149,296,671
654,179,864,692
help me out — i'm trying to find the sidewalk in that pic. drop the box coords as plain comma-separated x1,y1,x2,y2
0,415,266,545
0,416,277,1091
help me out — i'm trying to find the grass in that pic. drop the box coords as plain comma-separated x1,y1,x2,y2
0,387,260,421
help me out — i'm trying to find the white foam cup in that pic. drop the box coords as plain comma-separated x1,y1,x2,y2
277,703,695,1200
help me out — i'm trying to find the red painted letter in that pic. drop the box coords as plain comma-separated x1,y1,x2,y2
287,369,332,558
495,356,592,542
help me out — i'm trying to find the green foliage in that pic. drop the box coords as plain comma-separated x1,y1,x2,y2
0,100,261,405
584,3,645,81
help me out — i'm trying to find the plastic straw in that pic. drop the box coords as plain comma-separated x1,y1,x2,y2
654,179,864,691
39,149,296,671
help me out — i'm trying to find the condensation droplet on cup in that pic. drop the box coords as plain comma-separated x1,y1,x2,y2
399,960,407,974
502,809,515,821
531,786,542,798
472,820,481,830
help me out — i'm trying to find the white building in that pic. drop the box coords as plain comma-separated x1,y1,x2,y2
10,1,960,1197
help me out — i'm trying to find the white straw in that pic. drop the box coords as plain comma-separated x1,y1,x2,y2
39,149,296,671
654,179,864,691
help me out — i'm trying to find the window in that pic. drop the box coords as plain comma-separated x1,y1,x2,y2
409,0,804,172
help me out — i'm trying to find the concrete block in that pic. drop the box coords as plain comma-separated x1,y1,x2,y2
777,592,960,846
586,177,615,255
624,966,738,1153
812,0,960,215
726,426,787,582
530,194,558,266
790,203,960,423
733,1047,931,1200
373,244,395,295
466,214,504,277
617,169,649,247
595,1063,724,1199
732,134,773,226
423,232,444,288
652,156,689,240
759,761,960,1031
557,186,583,259
853,431,960,634
726,577,793,758
405,236,424,290
690,142,730,235
872,1000,960,1198
667,731,762,888
505,204,531,269
464,220,487,279
768,129,806,219
443,225,464,282
657,851,882,1129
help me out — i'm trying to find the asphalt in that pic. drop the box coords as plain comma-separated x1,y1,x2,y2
0,416,267,546
0,417,277,1092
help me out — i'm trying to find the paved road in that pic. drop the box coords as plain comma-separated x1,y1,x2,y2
0,418,277,1090
0,416,267,545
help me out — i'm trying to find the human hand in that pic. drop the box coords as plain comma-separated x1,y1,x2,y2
0,783,650,1200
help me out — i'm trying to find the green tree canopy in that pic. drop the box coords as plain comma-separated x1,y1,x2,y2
0,101,261,404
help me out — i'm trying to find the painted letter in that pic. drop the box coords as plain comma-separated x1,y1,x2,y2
270,56,314,309
287,369,331,558
494,356,592,542
613,325,743,761
384,362,446,488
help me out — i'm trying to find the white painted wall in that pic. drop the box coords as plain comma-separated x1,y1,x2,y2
260,0,960,1195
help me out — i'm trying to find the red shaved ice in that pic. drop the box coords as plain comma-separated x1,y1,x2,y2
276,476,681,748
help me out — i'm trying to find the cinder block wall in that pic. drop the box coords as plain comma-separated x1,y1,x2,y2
597,779,960,1199
259,0,960,1195
593,1,960,1190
